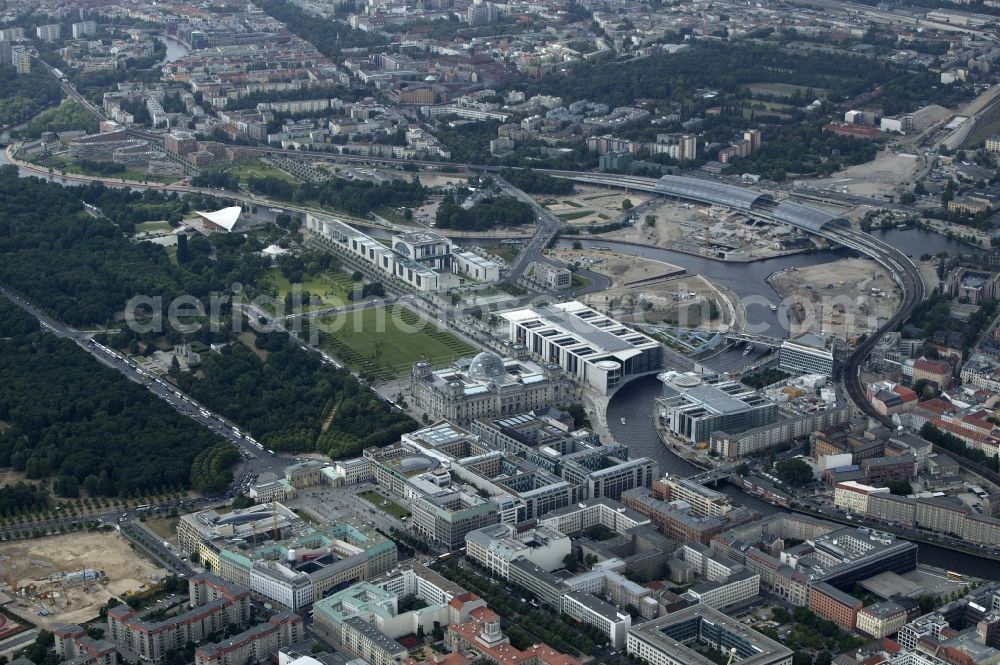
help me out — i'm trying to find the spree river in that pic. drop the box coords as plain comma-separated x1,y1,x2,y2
609,375,1000,580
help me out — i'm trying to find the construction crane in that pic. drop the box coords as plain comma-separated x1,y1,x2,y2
726,647,738,665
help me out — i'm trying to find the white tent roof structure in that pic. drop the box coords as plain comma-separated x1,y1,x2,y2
196,206,242,232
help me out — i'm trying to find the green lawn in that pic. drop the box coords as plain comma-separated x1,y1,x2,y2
359,490,410,518
318,305,477,380
32,155,178,184
258,268,355,314
135,221,173,233
488,244,521,263
571,273,592,289
226,161,300,184
557,210,596,221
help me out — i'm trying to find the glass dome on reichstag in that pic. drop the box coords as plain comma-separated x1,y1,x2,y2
468,351,506,382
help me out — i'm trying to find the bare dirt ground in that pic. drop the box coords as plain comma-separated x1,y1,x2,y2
797,150,920,198
0,532,164,628
551,248,735,331
539,185,653,227
592,198,816,260
768,257,901,338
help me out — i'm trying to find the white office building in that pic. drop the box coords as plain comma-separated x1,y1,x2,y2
500,302,663,394
307,215,500,292
465,523,570,579
780,333,837,377
562,591,632,648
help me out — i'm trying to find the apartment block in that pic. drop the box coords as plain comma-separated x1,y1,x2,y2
108,575,251,662
195,613,303,665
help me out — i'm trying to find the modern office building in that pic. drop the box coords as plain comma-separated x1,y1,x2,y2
562,591,632,649
780,333,837,377
499,302,663,394
471,411,657,503
307,214,499,291
465,523,570,579
898,613,949,650
808,581,863,630
621,489,733,544
657,372,778,444
178,511,397,612
627,605,794,665
411,353,564,426
653,475,733,518
683,569,760,610
537,497,651,535
411,489,498,550
446,606,581,665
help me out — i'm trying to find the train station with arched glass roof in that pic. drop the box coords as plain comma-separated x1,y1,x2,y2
653,175,849,233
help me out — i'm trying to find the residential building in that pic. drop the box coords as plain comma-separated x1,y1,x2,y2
52,624,116,665
710,407,850,459
912,359,953,390
834,481,890,515
72,21,98,38
108,574,251,662
194,614,303,665
36,24,61,41
862,455,916,486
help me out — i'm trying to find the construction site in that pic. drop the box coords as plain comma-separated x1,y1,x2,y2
767,257,902,339
0,532,165,628
595,197,824,261
551,247,736,331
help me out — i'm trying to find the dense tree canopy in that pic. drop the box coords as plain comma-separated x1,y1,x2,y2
247,174,426,216
0,173,270,325
0,66,62,127
174,333,415,458
523,41,964,113
13,101,98,139
435,196,534,230
0,308,229,499
500,169,575,195
775,458,814,486
258,0,389,55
